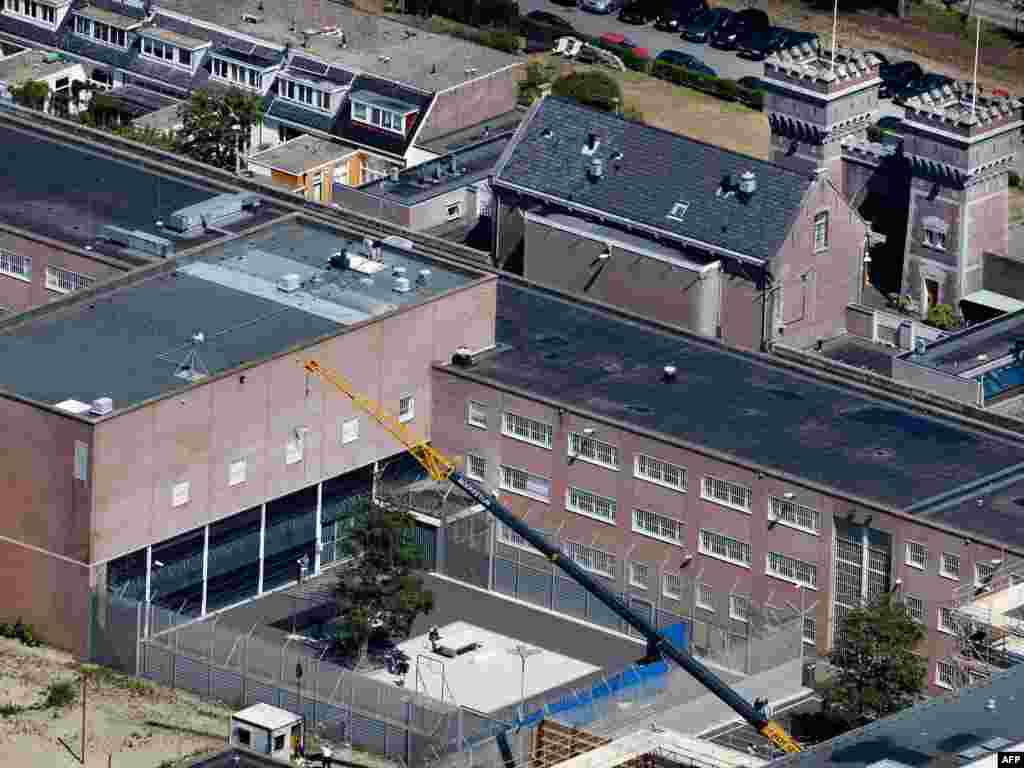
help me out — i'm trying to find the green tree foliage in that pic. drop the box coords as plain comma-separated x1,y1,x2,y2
518,60,557,104
926,303,958,330
551,71,623,113
333,499,434,668
622,102,644,123
176,88,264,172
9,80,50,111
824,592,927,724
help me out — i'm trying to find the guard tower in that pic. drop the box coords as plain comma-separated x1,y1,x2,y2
763,45,882,195
898,87,1023,315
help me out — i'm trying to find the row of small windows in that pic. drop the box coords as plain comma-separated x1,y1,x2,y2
351,100,410,137
274,79,330,111
905,541,1004,586
0,252,94,295
212,57,263,90
142,37,192,68
4,0,57,25
74,15,127,48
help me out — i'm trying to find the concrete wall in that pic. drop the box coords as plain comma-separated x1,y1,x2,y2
0,226,138,313
520,215,720,339
718,269,762,351
330,185,409,226
0,396,94,655
409,188,477,233
417,66,522,145
984,251,1024,301
429,363,1000,691
89,276,498,565
891,356,980,405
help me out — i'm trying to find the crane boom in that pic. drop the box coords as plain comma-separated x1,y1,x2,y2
302,359,802,754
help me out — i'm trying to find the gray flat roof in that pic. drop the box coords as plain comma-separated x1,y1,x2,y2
150,0,520,91
441,280,1024,522
902,309,1024,375
0,49,77,83
0,218,480,413
139,25,211,49
73,5,143,29
248,134,356,175
768,664,1024,768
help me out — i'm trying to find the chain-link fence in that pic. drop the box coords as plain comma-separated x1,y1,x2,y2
439,509,812,677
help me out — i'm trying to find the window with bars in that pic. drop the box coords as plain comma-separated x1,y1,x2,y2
729,594,750,622
466,400,488,429
0,249,31,281
629,562,649,589
698,529,751,567
975,560,998,587
906,541,927,569
563,540,616,578
398,395,415,423
938,606,959,634
802,616,816,644
466,454,487,482
502,412,553,448
701,475,752,513
905,595,925,623
566,486,617,522
936,659,957,689
632,509,684,545
663,573,682,600
941,552,961,580
697,583,715,611
767,552,818,588
340,418,359,444
568,431,619,469
768,496,820,534
814,211,829,251
500,466,550,502
634,454,687,492
497,522,534,552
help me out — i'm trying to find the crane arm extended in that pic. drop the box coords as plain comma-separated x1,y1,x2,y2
303,359,802,754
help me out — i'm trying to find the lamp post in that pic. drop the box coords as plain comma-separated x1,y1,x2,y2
295,661,304,757
232,123,242,176
291,555,310,637
508,644,541,726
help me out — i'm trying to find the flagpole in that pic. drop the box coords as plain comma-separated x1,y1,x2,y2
971,14,980,116
831,0,838,73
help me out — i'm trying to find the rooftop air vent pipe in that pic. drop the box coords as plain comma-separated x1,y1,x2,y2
452,346,473,367
663,365,677,381
588,158,604,180
389,167,399,183
417,268,431,285
739,170,757,195
587,132,599,152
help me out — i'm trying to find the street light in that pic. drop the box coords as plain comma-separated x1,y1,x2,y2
232,123,242,176
295,661,305,758
508,644,542,727
291,555,310,637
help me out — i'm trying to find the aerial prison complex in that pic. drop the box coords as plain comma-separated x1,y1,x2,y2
2,106,1024,705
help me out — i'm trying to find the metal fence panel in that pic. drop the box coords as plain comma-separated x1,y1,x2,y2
516,566,550,609
555,579,587,619
176,655,209,696
211,667,244,708
350,713,387,756
493,558,516,597
143,644,173,687
246,679,278,707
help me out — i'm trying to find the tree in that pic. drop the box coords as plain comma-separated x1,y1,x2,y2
824,591,927,724
551,71,623,113
926,303,958,331
9,80,50,111
333,498,435,669
518,60,557,104
176,87,264,172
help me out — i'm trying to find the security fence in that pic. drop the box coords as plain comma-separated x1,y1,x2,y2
439,509,813,677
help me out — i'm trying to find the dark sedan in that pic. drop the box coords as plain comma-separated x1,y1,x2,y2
656,49,717,77
525,10,576,30
879,60,923,99
783,29,819,51
619,0,662,24
710,8,769,50
894,72,953,105
654,0,706,32
682,7,732,42
737,25,789,59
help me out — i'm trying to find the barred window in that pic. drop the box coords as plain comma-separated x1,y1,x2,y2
663,573,682,600
632,509,684,545
466,453,487,482
566,486,617,522
941,552,961,580
398,395,415,422
629,562,649,589
634,454,687,492
701,475,752,513
975,560,998,587
766,552,818,588
936,659,957,689
0,249,31,281
502,412,553,448
905,595,925,623
467,400,488,429
938,607,959,634
697,583,715,611
45,265,95,294
500,466,550,502
698,529,751,567
802,616,816,644
563,540,616,578
497,522,533,551
568,432,619,469
729,594,749,622
768,496,820,533
906,541,927,569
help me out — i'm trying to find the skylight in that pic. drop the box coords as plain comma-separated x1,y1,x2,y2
667,202,689,222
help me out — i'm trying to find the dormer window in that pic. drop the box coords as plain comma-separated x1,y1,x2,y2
139,30,208,73
5,0,70,28
349,90,418,138
210,49,279,92
922,216,948,251
274,76,332,112
74,15,128,48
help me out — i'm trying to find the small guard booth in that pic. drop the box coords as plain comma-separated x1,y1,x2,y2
230,703,305,761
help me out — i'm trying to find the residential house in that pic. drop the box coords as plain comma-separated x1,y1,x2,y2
0,46,86,114
247,133,357,204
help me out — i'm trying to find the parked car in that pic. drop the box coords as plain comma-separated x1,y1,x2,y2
865,49,890,66
782,29,819,51
879,60,923,99
894,72,953,104
656,49,717,77
581,0,622,13
710,7,769,49
682,7,733,42
737,25,789,59
737,75,766,106
525,10,576,31
619,0,662,25
654,0,707,32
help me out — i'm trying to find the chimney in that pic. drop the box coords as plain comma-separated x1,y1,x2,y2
663,365,677,381
587,132,599,151
738,170,757,195
450,155,459,174
588,158,604,180
389,167,399,183
434,165,442,181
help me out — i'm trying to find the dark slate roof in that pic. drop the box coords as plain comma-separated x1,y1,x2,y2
264,93,335,133
106,83,178,116
83,0,148,22
494,97,813,262
333,73,432,157
443,280,1024,518
60,30,198,92
62,32,137,71
287,54,354,87
768,664,1024,768
151,12,279,61
124,48,196,90
0,9,66,46
211,43,279,69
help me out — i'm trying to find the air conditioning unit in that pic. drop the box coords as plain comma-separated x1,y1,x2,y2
90,397,114,416
393,277,411,293
278,273,302,293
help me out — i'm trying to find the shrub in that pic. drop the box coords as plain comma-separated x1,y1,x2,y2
866,125,883,142
926,303,958,330
0,703,24,717
43,681,77,709
650,61,744,103
479,28,520,53
551,70,623,113
1010,171,1021,189
622,103,644,123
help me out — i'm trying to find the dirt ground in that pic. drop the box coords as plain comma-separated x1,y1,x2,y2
0,637,230,768
532,54,772,159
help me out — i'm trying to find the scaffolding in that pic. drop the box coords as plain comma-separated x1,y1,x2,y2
945,557,1024,688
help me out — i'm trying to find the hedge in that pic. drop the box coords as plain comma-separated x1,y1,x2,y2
650,60,763,110
411,0,519,28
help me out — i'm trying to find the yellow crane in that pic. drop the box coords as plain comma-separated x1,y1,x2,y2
302,359,802,754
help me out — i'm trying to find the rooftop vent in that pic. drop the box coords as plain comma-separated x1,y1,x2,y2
541,128,554,139
417,268,431,285
663,365,677,381
54,399,92,415
588,158,604,179
389,167,400,183
393,266,407,277
382,235,414,251
278,273,302,293
393,276,411,293
582,132,600,155
433,639,483,658
452,346,473,366
738,170,757,195
90,397,114,416
330,250,349,270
